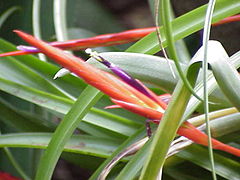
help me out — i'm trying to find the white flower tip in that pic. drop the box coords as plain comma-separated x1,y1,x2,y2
85,48,103,62
53,74,59,80
53,68,70,79
85,48,93,54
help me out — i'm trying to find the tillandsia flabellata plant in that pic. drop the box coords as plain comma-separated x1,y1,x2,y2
3,30,239,158
0,0,240,178
0,12,239,179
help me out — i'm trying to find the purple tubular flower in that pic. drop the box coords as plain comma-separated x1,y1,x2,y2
97,56,155,100
17,45,39,52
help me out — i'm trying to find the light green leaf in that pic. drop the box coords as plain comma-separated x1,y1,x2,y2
0,133,120,158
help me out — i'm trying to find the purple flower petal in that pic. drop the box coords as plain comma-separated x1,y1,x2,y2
17,45,39,52
95,55,155,99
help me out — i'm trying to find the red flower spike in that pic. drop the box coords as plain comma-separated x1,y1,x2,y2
13,30,161,111
0,15,240,58
0,50,29,57
0,27,155,57
11,31,240,157
135,79,168,109
111,99,163,120
178,122,240,157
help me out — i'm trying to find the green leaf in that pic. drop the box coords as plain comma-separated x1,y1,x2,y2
0,97,55,132
159,0,179,61
182,47,240,122
209,113,240,138
0,6,21,28
178,145,240,180
139,80,193,180
82,108,142,137
0,76,73,114
208,42,240,111
201,0,217,178
35,86,102,180
0,133,120,158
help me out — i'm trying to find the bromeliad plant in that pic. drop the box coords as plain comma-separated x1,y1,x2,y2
0,1,240,180
1,29,240,178
13,29,240,153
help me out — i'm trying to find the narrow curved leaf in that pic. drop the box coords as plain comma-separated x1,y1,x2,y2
208,42,240,111
0,133,121,158
0,6,20,28
35,86,102,180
